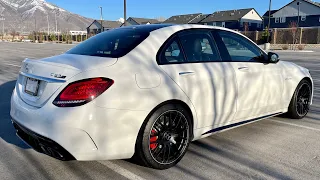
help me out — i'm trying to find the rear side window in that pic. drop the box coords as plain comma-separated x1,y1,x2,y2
66,28,149,58
159,38,186,64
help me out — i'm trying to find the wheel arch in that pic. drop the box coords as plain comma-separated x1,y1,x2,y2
146,99,194,138
288,76,313,106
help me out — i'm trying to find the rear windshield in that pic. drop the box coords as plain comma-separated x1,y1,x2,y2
66,28,149,58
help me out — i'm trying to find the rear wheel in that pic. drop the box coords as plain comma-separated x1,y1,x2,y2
135,104,191,169
287,79,312,119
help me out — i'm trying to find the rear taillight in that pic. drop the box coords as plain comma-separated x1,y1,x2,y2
53,78,114,107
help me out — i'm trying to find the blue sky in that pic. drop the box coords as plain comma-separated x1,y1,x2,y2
50,0,293,20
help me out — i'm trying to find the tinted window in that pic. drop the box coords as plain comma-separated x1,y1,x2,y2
66,28,149,58
159,38,186,64
218,31,263,62
179,31,220,62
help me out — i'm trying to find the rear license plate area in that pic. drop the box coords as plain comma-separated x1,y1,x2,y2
25,77,40,96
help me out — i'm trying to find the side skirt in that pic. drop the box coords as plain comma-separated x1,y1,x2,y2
202,112,283,135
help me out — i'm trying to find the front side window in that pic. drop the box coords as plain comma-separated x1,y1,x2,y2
66,28,149,58
218,31,263,62
275,17,279,23
159,38,186,64
301,16,306,21
179,31,220,62
280,17,286,23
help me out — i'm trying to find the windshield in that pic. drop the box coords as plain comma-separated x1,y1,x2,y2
66,28,149,58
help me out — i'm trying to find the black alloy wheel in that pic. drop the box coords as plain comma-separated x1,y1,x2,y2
287,79,312,119
149,110,189,165
295,82,311,117
134,104,191,169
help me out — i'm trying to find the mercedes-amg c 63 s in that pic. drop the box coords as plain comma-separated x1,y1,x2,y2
10,24,313,169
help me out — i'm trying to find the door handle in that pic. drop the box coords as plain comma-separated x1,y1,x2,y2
179,72,195,76
238,67,249,71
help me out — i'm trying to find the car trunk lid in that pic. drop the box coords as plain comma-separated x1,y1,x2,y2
16,54,117,107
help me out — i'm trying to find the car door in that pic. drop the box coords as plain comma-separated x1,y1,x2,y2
213,30,283,122
158,29,237,129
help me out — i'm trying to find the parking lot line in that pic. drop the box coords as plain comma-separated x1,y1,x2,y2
2,63,21,67
270,119,320,132
98,161,146,180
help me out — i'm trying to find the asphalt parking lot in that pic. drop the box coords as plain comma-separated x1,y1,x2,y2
0,42,319,180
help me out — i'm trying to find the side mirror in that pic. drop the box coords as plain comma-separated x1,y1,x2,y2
268,52,280,63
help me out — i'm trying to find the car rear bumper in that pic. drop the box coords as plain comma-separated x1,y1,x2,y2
12,120,76,161
10,87,149,161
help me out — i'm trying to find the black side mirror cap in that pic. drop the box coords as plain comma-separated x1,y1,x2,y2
268,52,280,63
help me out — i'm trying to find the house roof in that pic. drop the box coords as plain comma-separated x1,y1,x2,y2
87,20,122,29
201,8,255,23
189,14,210,24
129,17,160,24
262,10,278,17
163,13,202,24
302,0,320,7
100,20,123,28
274,0,320,15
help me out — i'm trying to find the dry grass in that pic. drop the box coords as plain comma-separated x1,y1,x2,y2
282,45,289,50
297,44,305,50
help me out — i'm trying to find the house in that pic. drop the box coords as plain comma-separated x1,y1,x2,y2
264,0,320,29
163,13,207,24
200,8,263,31
87,20,122,35
262,10,278,28
124,17,160,26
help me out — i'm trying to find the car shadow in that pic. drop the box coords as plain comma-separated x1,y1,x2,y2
0,80,29,149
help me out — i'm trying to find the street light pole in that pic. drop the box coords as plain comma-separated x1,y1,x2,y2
267,0,272,43
124,0,127,26
99,7,103,32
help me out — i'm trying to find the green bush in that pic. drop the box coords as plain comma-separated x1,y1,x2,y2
50,34,56,41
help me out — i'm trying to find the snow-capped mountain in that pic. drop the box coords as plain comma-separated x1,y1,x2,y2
0,0,93,33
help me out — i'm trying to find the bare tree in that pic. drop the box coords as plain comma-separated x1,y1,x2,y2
10,30,17,41
288,21,298,50
243,22,249,36
155,16,166,22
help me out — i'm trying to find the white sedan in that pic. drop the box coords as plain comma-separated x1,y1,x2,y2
10,24,313,169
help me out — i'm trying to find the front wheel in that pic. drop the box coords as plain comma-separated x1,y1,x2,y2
287,79,312,119
135,104,191,169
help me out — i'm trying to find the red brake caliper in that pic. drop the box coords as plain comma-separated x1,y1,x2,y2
150,129,158,150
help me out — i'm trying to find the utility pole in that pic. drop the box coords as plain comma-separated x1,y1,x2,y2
267,0,272,43
297,1,301,28
124,0,127,26
47,13,50,41
34,16,37,42
99,7,103,32
0,17,4,40
55,9,57,33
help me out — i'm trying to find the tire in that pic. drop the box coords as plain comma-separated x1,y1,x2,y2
286,79,312,119
134,104,191,169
